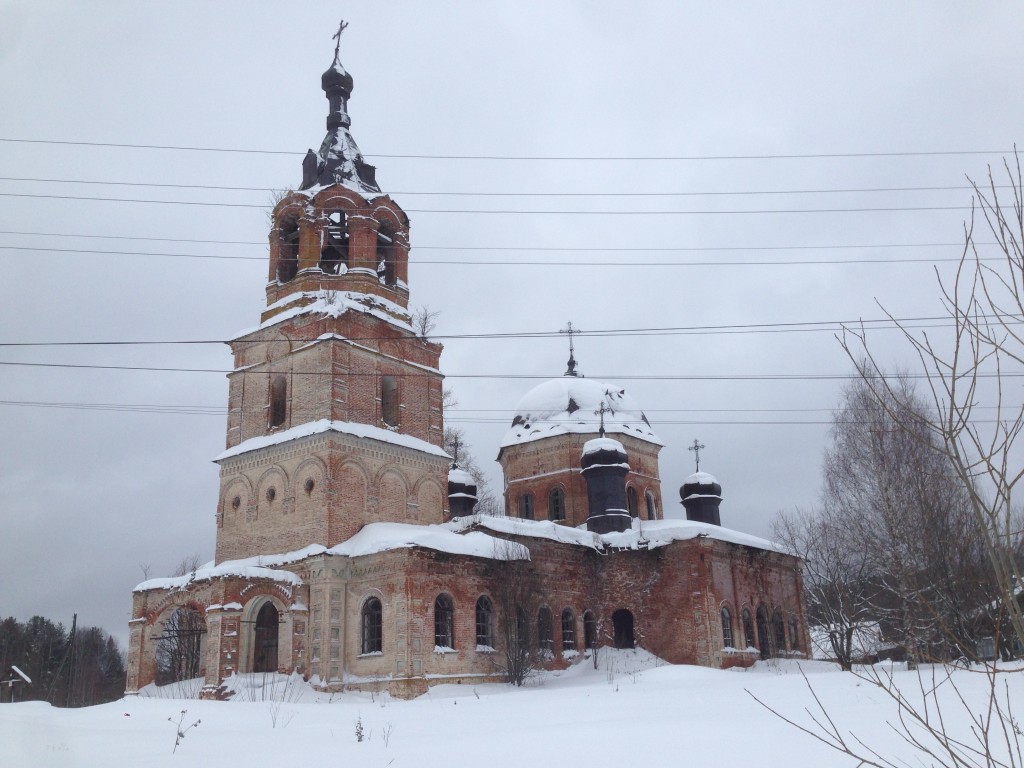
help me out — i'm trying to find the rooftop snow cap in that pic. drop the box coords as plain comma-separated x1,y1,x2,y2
501,377,661,450
300,24,380,194
580,437,629,470
447,466,478,518
680,471,723,527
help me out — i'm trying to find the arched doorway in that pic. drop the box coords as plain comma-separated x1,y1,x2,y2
612,609,635,649
253,602,280,673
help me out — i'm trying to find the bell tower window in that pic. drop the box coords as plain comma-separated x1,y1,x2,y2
320,210,349,274
376,229,397,286
269,376,287,428
277,221,299,283
381,375,399,427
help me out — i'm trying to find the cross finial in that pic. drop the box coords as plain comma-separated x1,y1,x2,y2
560,321,581,377
688,439,706,471
593,401,610,437
448,434,464,467
332,19,349,64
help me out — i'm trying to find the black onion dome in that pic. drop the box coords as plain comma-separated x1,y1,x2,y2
322,59,354,95
580,437,629,472
679,471,722,502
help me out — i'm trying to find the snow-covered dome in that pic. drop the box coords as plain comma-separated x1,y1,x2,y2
500,377,662,449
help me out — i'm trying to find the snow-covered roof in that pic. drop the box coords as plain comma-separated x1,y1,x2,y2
500,377,662,449
215,419,450,462
134,558,305,593
234,289,413,339
448,467,475,486
685,471,719,485
582,437,626,457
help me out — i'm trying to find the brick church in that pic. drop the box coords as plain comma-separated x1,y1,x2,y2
125,28,808,699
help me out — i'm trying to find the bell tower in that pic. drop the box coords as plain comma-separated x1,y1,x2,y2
212,25,450,563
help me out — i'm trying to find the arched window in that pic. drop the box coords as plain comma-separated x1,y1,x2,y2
561,608,576,652
269,376,287,428
645,491,658,520
434,594,454,650
277,220,299,283
583,610,597,649
742,608,755,649
756,606,771,657
518,493,534,520
475,596,494,649
155,607,206,685
773,610,786,653
376,228,397,286
788,616,800,652
381,375,398,427
721,606,734,648
548,487,565,521
320,210,349,274
626,486,639,517
537,607,553,653
361,597,383,655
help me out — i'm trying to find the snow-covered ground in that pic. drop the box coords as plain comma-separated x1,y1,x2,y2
4,650,1022,767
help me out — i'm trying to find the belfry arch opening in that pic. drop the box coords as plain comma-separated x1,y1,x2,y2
320,210,349,274
376,227,397,286
612,609,634,649
253,602,280,673
277,220,299,283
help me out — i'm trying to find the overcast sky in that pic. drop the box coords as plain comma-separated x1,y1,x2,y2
1,1,1021,649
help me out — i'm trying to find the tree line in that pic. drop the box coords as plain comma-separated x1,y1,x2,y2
0,615,126,706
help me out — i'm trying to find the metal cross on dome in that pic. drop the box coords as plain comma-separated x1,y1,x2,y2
332,19,348,63
688,439,706,471
448,433,463,466
594,400,611,438
560,321,581,377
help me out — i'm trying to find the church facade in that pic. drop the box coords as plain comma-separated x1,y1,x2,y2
125,32,808,699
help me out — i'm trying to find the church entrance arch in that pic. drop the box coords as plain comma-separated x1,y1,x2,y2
253,602,280,673
612,609,635,649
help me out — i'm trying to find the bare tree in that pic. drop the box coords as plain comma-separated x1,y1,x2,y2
411,304,439,341
490,539,540,686
155,607,205,686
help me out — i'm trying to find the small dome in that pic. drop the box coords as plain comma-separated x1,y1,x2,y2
322,59,354,94
680,472,722,502
580,437,628,472
501,377,661,449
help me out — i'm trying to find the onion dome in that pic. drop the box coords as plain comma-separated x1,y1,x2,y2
447,466,478,518
580,437,630,473
680,471,723,527
500,377,661,451
321,57,354,97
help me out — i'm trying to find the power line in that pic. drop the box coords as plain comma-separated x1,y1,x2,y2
0,191,974,214
1,358,1020,381
0,174,1002,198
0,244,987,268
0,314,1007,346
0,230,992,254
0,137,1012,161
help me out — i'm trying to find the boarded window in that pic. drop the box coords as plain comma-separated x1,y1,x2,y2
269,376,287,428
742,609,755,648
518,493,534,520
381,375,399,426
548,487,565,521
361,597,383,654
583,610,597,649
434,594,454,650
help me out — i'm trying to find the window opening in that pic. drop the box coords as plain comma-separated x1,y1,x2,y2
253,602,280,673
155,607,206,685
277,221,299,283
645,491,657,520
583,610,597,649
361,597,383,654
612,609,635,649
772,610,786,654
434,595,454,650
475,596,494,648
742,608,755,648
518,493,534,520
320,210,349,274
788,617,800,651
381,375,399,427
537,607,553,653
376,229,397,286
548,487,565,521
626,486,639,518
756,607,771,657
561,608,576,652
721,606,734,648
515,607,529,653
269,376,287,428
